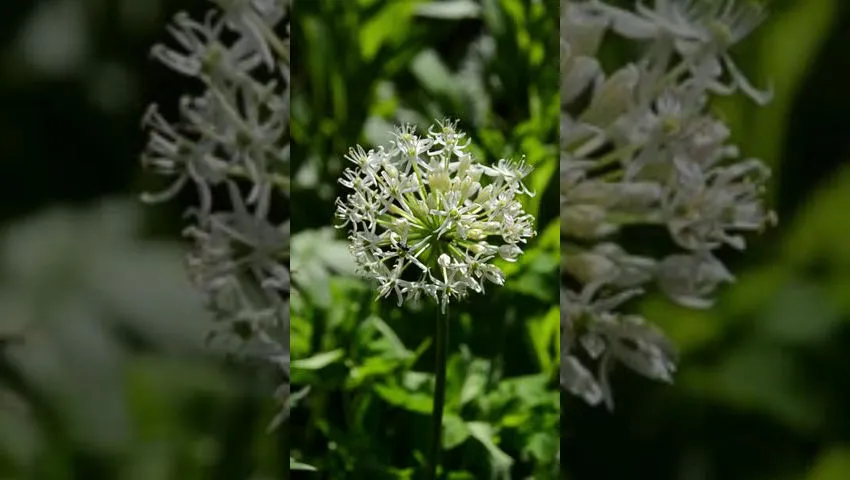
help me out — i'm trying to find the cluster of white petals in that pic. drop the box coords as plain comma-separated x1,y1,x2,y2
140,0,291,425
336,121,536,313
561,0,775,407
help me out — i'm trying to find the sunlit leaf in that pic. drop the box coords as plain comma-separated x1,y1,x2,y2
292,349,345,370
416,1,481,19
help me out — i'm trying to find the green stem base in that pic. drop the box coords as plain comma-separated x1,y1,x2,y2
426,306,449,480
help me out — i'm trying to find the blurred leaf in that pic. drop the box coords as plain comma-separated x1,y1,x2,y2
290,457,318,471
291,228,357,308
782,165,850,270
467,422,513,477
526,306,559,372
443,413,470,450
503,251,558,300
360,1,420,61
459,358,490,407
370,315,411,357
755,280,842,346
292,349,345,370
749,0,838,168
0,400,38,470
723,263,792,318
0,199,222,457
410,49,458,101
522,431,559,465
685,344,824,434
640,296,720,353
347,356,404,388
806,446,850,480
16,0,90,76
374,382,433,414
416,1,481,19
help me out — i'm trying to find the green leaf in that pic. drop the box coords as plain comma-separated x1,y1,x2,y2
459,359,490,407
416,1,481,19
360,2,420,61
526,306,559,372
684,344,824,434
370,315,410,357
410,50,457,99
756,280,842,346
783,166,850,271
447,472,476,480
292,349,345,370
290,457,318,471
537,219,560,251
522,431,560,463
346,356,405,389
806,447,850,480
749,0,838,168
442,414,470,450
374,383,434,414
467,422,514,475
291,228,357,308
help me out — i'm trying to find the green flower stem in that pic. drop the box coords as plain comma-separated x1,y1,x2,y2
427,306,449,480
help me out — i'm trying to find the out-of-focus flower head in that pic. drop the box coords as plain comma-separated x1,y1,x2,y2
141,0,291,424
560,0,775,407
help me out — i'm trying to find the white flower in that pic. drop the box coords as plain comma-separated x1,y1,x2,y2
588,0,773,105
141,0,291,429
561,1,774,407
336,121,536,313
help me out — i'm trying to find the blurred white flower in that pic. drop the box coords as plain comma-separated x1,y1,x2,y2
588,0,773,104
561,0,775,406
140,0,291,427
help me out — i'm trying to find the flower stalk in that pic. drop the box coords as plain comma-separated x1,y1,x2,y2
336,120,536,475
427,307,449,480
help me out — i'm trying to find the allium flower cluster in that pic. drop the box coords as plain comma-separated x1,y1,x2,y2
140,0,291,423
561,0,775,407
335,121,536,313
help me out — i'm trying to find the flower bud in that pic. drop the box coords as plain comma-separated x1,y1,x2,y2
563,251,617,284
561,204,617,239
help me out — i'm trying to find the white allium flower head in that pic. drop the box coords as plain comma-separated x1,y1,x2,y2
336,120,536,313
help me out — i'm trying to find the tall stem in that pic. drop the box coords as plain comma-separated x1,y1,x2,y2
426,306,449,480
